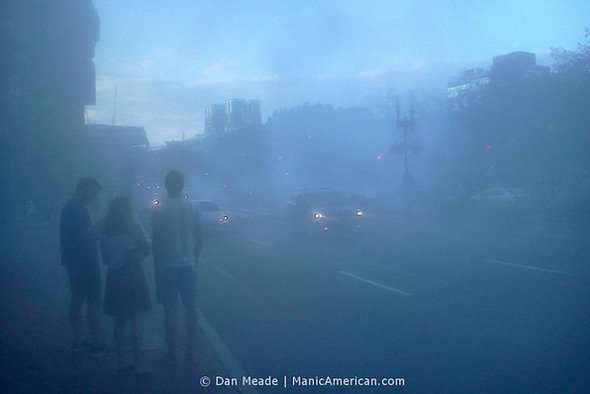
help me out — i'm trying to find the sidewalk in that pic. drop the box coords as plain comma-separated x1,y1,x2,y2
0,220,240,393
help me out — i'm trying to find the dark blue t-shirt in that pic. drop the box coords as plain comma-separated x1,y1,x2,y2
60,198,98,267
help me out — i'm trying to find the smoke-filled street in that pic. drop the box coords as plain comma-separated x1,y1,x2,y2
3,2,590,393
2,210,588,393
197,209,590,393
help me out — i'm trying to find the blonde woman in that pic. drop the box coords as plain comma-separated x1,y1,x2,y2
100,197,151,375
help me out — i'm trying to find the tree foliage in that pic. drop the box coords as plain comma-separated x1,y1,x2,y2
551,28,590,75
448,30,590,214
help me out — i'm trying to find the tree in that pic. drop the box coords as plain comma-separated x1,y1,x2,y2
551,28,590,75
448,30,590,222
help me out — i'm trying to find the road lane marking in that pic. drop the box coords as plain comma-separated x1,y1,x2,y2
247,238,270,247
211,264,238,281
198,308,261,394
485,259,573,276
338,271,413,296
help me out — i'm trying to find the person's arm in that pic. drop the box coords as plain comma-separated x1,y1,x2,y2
193,209,202,265
151,208,162,268
87,216,105,241
133,222,151,258
70,204,91,241
59,208,72,265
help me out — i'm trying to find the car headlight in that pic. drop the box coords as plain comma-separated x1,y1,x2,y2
355,210,364,217
313,212,324,220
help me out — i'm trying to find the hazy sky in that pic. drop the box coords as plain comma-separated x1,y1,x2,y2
87,0,590,145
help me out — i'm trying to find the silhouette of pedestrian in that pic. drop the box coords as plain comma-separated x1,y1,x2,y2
99,196,151,375
152,170,202,364
60,177,109,354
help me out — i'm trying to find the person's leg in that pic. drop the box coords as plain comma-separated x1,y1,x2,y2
157,267,179,363
179,266,198,361
164,305,178,360
130,312,145,370
69,295,84,348
67,265,86,349
185,304,198,361
87,294,102,347
114,316,127,370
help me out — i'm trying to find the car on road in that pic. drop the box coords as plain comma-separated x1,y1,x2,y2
287,188,369,236
470,188,528,208
193,200,231,235
469,188,530,222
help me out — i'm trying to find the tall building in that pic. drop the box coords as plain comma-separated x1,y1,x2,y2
245,100,262,125
225,98,262,130
447,68,491,109
205,104,225,133
225,98,247,130
1,0,99,221
492,51,536,74
492,51,550,79
447,68,490,99
448,50,550,109
204,98,262,134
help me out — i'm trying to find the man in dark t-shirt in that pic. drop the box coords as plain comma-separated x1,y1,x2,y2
60,177,106,353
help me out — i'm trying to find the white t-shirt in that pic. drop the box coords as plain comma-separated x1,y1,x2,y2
152,196,201,267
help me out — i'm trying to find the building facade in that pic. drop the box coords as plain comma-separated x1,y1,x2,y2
492,51,550,79
448,51,550,109
1,0,99,221
204,98,262,134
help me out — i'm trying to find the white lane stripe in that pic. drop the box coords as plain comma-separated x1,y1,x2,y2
197,308,261,394
247,238,270,247
485,259,573,276
338,271,413,296
211,264,238,281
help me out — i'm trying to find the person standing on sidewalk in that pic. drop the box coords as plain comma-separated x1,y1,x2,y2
152,170,202,364
60,177,109,354
99,196,151,375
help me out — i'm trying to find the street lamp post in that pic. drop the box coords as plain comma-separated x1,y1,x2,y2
389,95,420,223
394,97,415,184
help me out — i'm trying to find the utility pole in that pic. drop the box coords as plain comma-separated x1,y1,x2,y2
389,93,420,224
111,84,118,126
394,96,415,184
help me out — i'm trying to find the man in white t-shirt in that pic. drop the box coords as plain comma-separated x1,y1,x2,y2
152,170,202,363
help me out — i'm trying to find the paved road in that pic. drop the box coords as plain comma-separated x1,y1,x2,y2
1,213,588,393
197,212,590,393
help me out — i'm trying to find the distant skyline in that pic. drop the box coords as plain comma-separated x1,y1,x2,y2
86,0,590,146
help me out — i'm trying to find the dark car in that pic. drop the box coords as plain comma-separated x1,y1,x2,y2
287,188,368,236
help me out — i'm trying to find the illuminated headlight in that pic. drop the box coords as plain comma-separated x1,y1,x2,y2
355,210,364,217
152,199,160,206
219,215,229,223
313,212,324,220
